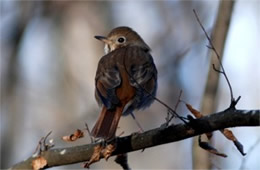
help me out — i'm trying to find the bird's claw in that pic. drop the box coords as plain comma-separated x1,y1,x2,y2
83,140,117,168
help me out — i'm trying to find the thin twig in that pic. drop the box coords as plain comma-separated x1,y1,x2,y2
43,131,53,151
33,131,53,157
118,131,125,137
193,9,236,107
167,90,184,124
174,90,183,111
212,64,224,74
33,137,44,157
85,123,94,143
130,112,144,132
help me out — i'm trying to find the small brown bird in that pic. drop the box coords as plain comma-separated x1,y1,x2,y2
91,26,157,140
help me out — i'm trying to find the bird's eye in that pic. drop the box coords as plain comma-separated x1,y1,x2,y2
117,37,126,43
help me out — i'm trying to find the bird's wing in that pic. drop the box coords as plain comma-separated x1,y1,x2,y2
95,52,121,109
126,47,157,93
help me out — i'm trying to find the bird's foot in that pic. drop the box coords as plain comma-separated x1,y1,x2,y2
83,138,117,168
83,144,103,168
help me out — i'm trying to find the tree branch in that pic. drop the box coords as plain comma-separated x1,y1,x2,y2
12,109,259,169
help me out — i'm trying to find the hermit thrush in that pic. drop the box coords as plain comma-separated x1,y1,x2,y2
91,26,157,140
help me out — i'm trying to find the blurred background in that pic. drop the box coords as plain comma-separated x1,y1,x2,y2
1,0,259,169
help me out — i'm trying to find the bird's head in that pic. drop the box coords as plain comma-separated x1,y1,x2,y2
95,26,150,54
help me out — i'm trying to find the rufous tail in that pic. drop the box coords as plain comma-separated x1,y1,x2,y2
91,106,123,140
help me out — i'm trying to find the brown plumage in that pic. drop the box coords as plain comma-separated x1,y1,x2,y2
91,27,157,140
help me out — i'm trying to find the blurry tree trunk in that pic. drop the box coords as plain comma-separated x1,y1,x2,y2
193,0,235,169
1,2,33,167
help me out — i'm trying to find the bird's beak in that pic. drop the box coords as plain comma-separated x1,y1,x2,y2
94,35,111,44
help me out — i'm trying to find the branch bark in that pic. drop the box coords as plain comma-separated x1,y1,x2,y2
11,109,259,169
